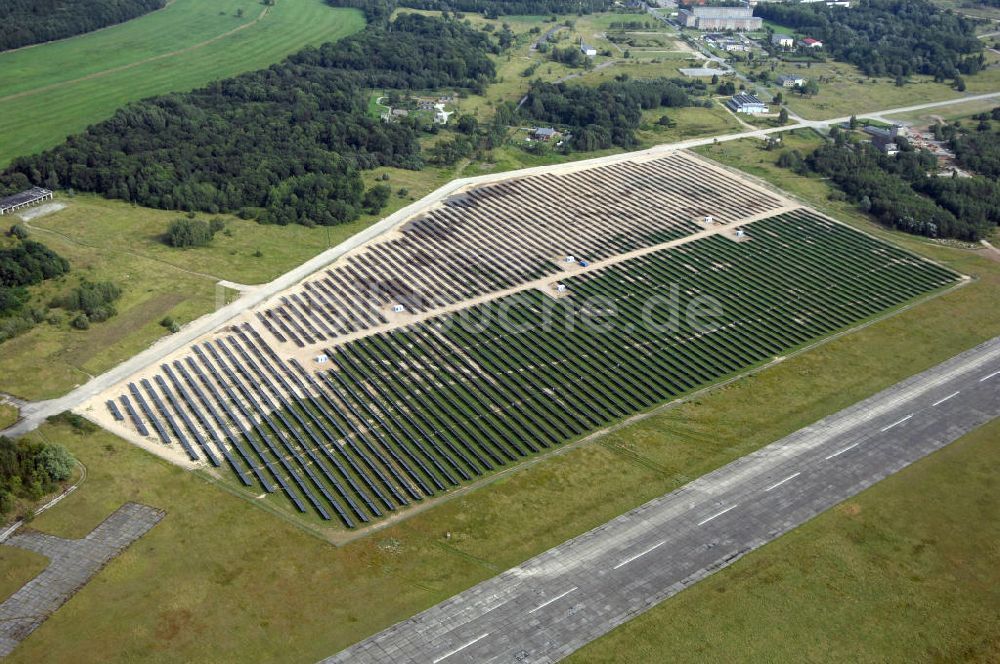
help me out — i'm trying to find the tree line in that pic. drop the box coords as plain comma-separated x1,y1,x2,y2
939,107,1000,179
0,235,69,342
1,227,127,341
1,14,497,227
0,0,166,52
756,0,983,82
0,435,74,517
776,139,1000,241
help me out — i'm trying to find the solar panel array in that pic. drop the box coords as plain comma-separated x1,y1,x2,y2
101,206,959,527
255,152,786,347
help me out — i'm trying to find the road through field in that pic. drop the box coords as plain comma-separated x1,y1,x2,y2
4,91,1000,438
323,334,1000,663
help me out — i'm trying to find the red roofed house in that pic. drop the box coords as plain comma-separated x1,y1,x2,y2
801,37,823,48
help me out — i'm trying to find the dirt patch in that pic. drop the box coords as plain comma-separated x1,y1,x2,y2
979,239,1000,263
154,607,196,643
18,202,66,221
836,502,862,517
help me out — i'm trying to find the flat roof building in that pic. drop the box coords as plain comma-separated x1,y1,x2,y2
863,124,905,155
679,5,762,30
0,187,53,216
727,92,769,114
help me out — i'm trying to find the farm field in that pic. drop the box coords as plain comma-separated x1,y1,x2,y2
0,0,365,166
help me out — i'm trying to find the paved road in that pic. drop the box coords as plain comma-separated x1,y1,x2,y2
324,335,1000,664
5,91,1000,438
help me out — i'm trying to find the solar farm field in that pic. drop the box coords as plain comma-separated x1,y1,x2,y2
0,0,364,166
84,152,960,530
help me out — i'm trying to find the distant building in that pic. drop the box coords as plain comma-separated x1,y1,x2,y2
432,103,453,125
706,33,750,51
771,33,794,48
532,127,559,141
727,92,769,114
392,108,409,118
801,0,850,6
0,187,52,216
801,37,823,48
776,74,807,87
581,40,597,56
679,6,762,30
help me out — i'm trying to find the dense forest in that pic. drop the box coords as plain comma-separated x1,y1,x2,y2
522,77,706,150
756,0,983,80
0,436,74,516
1,14,497,226
776,139,1000,240
0,0,166,52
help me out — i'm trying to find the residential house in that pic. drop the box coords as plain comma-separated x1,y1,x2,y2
776,74,807,87
771,33,794,48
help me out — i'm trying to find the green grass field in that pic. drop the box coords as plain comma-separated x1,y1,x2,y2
0,0,365,166
754,49,1000,120
0,192,398,400
5,127,1000,661
569,416,1000,663
886,96,1000,126
0,547,47,602
0,403,18,429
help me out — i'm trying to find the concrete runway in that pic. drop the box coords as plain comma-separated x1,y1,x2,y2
323,335,1000,664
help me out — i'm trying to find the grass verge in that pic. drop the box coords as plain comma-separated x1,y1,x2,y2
0,403,18,429
0,547,48,603
569,417,1000,663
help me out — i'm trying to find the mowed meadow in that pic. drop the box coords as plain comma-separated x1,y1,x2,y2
0,0,365,166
